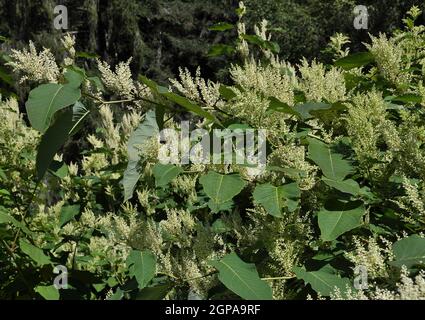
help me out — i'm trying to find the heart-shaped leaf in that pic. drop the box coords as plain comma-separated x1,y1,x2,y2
210,253,273,300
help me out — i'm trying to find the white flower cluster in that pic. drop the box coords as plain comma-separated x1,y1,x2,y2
7,41,60,83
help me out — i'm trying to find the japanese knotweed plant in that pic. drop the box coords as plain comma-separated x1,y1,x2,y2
1,4,425,300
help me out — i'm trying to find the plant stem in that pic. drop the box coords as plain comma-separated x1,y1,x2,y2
11,180,41,251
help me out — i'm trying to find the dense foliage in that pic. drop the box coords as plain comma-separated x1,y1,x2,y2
1,0,423,85
1,3,425,300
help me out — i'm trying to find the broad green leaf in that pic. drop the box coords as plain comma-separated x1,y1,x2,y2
208,44,236,57
136,284,172,300
199,172,246,213
126,250,157,289
293,102,331,120
253,183,300,217
50,161,68,179
123,110,159,200
69,102,90,136
209,22,234,31
35,107,74,181
153,164,183,188
155,105,166,130
227,123,252,131
268,97,302,118
59,205,80,227
35,285,60,300
157,87,217,123
388,94,422,104
309,101,348,120
318,201,364,241
280,183,301,212
75,51,99,59
253,184,285,217
212,219,231,234
64,68,84,88
107,288,124,300
210,253,273,300
0,208,32,235
240,34,280,54
25,83,81,132
139,75,218,123
322,177,360,196
334,52,374,70
293,265,352,296
123,163,141,201
307,137,353,181
390,235,425,268
0,167,6,180
19,239,51,266
219,85,237,100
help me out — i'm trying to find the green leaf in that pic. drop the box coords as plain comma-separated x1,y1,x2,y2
334,52,375,70
212,219,231,234
253,183,300,217
318,201,364,241
25,83,81,132
322,177,360,196
209,22,234,31
268,97,301,118
208,44,236,57
307,137,353,181
199,172,246,213
0,209,32,235
157,87,218,123
0,167,6,180
153,164,183,188
35,285,60,300
69,102,90,136
127,250,157,289
293,265,352,296
107,288,124,300
75,51,99,59
64,68,84,88
123,110,159,200
35,107,74,181
87,76,104,91
50,161,68,179
253,184,284,217
136,284,172,300
293,102,331,120
140,75,218,123
219,85,237,100
209,253,273,300
240,35,280,54
390,235,425,268
388,94,422,104
280,183,301,212
59,205,80,227
19,239,51,266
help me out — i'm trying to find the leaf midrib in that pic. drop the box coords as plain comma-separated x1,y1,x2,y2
220,260,260,299
42,85,63,130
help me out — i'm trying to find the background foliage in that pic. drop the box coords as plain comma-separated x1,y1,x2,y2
1,1,425,301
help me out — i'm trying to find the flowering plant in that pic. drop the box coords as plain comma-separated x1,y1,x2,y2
1,4,425,300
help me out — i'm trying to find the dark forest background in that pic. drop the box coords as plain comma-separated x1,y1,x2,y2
0,0,424,85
